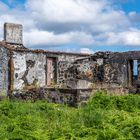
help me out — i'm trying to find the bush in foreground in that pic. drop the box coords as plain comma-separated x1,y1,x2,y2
0,92,140,140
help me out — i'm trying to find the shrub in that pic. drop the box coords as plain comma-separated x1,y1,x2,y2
0,92,139,139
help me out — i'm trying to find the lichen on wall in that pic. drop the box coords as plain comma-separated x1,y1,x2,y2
74,58,104,82
13,52,46,90
4,23,22,44
0,47,9,94
13,52,26,89
57,54,81,86
25,53,46,87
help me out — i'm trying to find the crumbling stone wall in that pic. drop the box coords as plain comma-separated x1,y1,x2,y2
58,61,74,86
1,41,140,98
56,53,106,89
74,58,104,89
13,51,46,90
0,47,10,94
104,53,128,85
56,51,134,94
3,22,140,103
57,54,86,87
11,51,88,90
74,58,104,82
10,88,78,106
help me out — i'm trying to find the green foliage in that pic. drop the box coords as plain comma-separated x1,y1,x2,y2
0,92,140,140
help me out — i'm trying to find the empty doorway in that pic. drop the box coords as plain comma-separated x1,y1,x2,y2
128,60,138,87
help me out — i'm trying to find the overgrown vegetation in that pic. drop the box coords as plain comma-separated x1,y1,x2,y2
0,92,140,140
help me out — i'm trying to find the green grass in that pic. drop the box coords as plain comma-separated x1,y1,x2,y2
0,92,140,140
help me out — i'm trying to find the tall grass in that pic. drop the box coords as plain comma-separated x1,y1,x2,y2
0,92,140,140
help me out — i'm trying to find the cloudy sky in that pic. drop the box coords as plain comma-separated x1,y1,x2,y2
0,0,140,53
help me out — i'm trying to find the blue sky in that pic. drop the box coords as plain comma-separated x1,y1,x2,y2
121,0,140,13
2,0,140,12
2,0,26,8
0,0,140,53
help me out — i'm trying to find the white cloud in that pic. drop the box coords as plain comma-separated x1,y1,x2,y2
105,29,140,46
26,0,107,23
26,0,130,33
80,48,94,54
24,29,95,46
0,0,140,52
128,11,140,23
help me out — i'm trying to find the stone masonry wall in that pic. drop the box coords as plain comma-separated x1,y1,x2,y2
57,56,105,89
4,23,22,44
13,51,46,90
57,54,84,87
0,46,10,94
10,88,78,106
9,50,140,95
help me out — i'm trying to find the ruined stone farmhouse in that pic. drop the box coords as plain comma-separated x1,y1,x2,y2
0,23,139,104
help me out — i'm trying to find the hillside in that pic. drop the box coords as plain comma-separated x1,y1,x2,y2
0,92,140,140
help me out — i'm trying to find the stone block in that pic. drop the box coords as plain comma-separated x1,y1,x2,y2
4,23,22,44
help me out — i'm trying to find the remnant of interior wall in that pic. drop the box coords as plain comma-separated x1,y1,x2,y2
0,47,9,94
104,53,128,86
74,58,94,81
61,57,104,89
57,54,82,86
74,58,104,82
13,52,46,90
